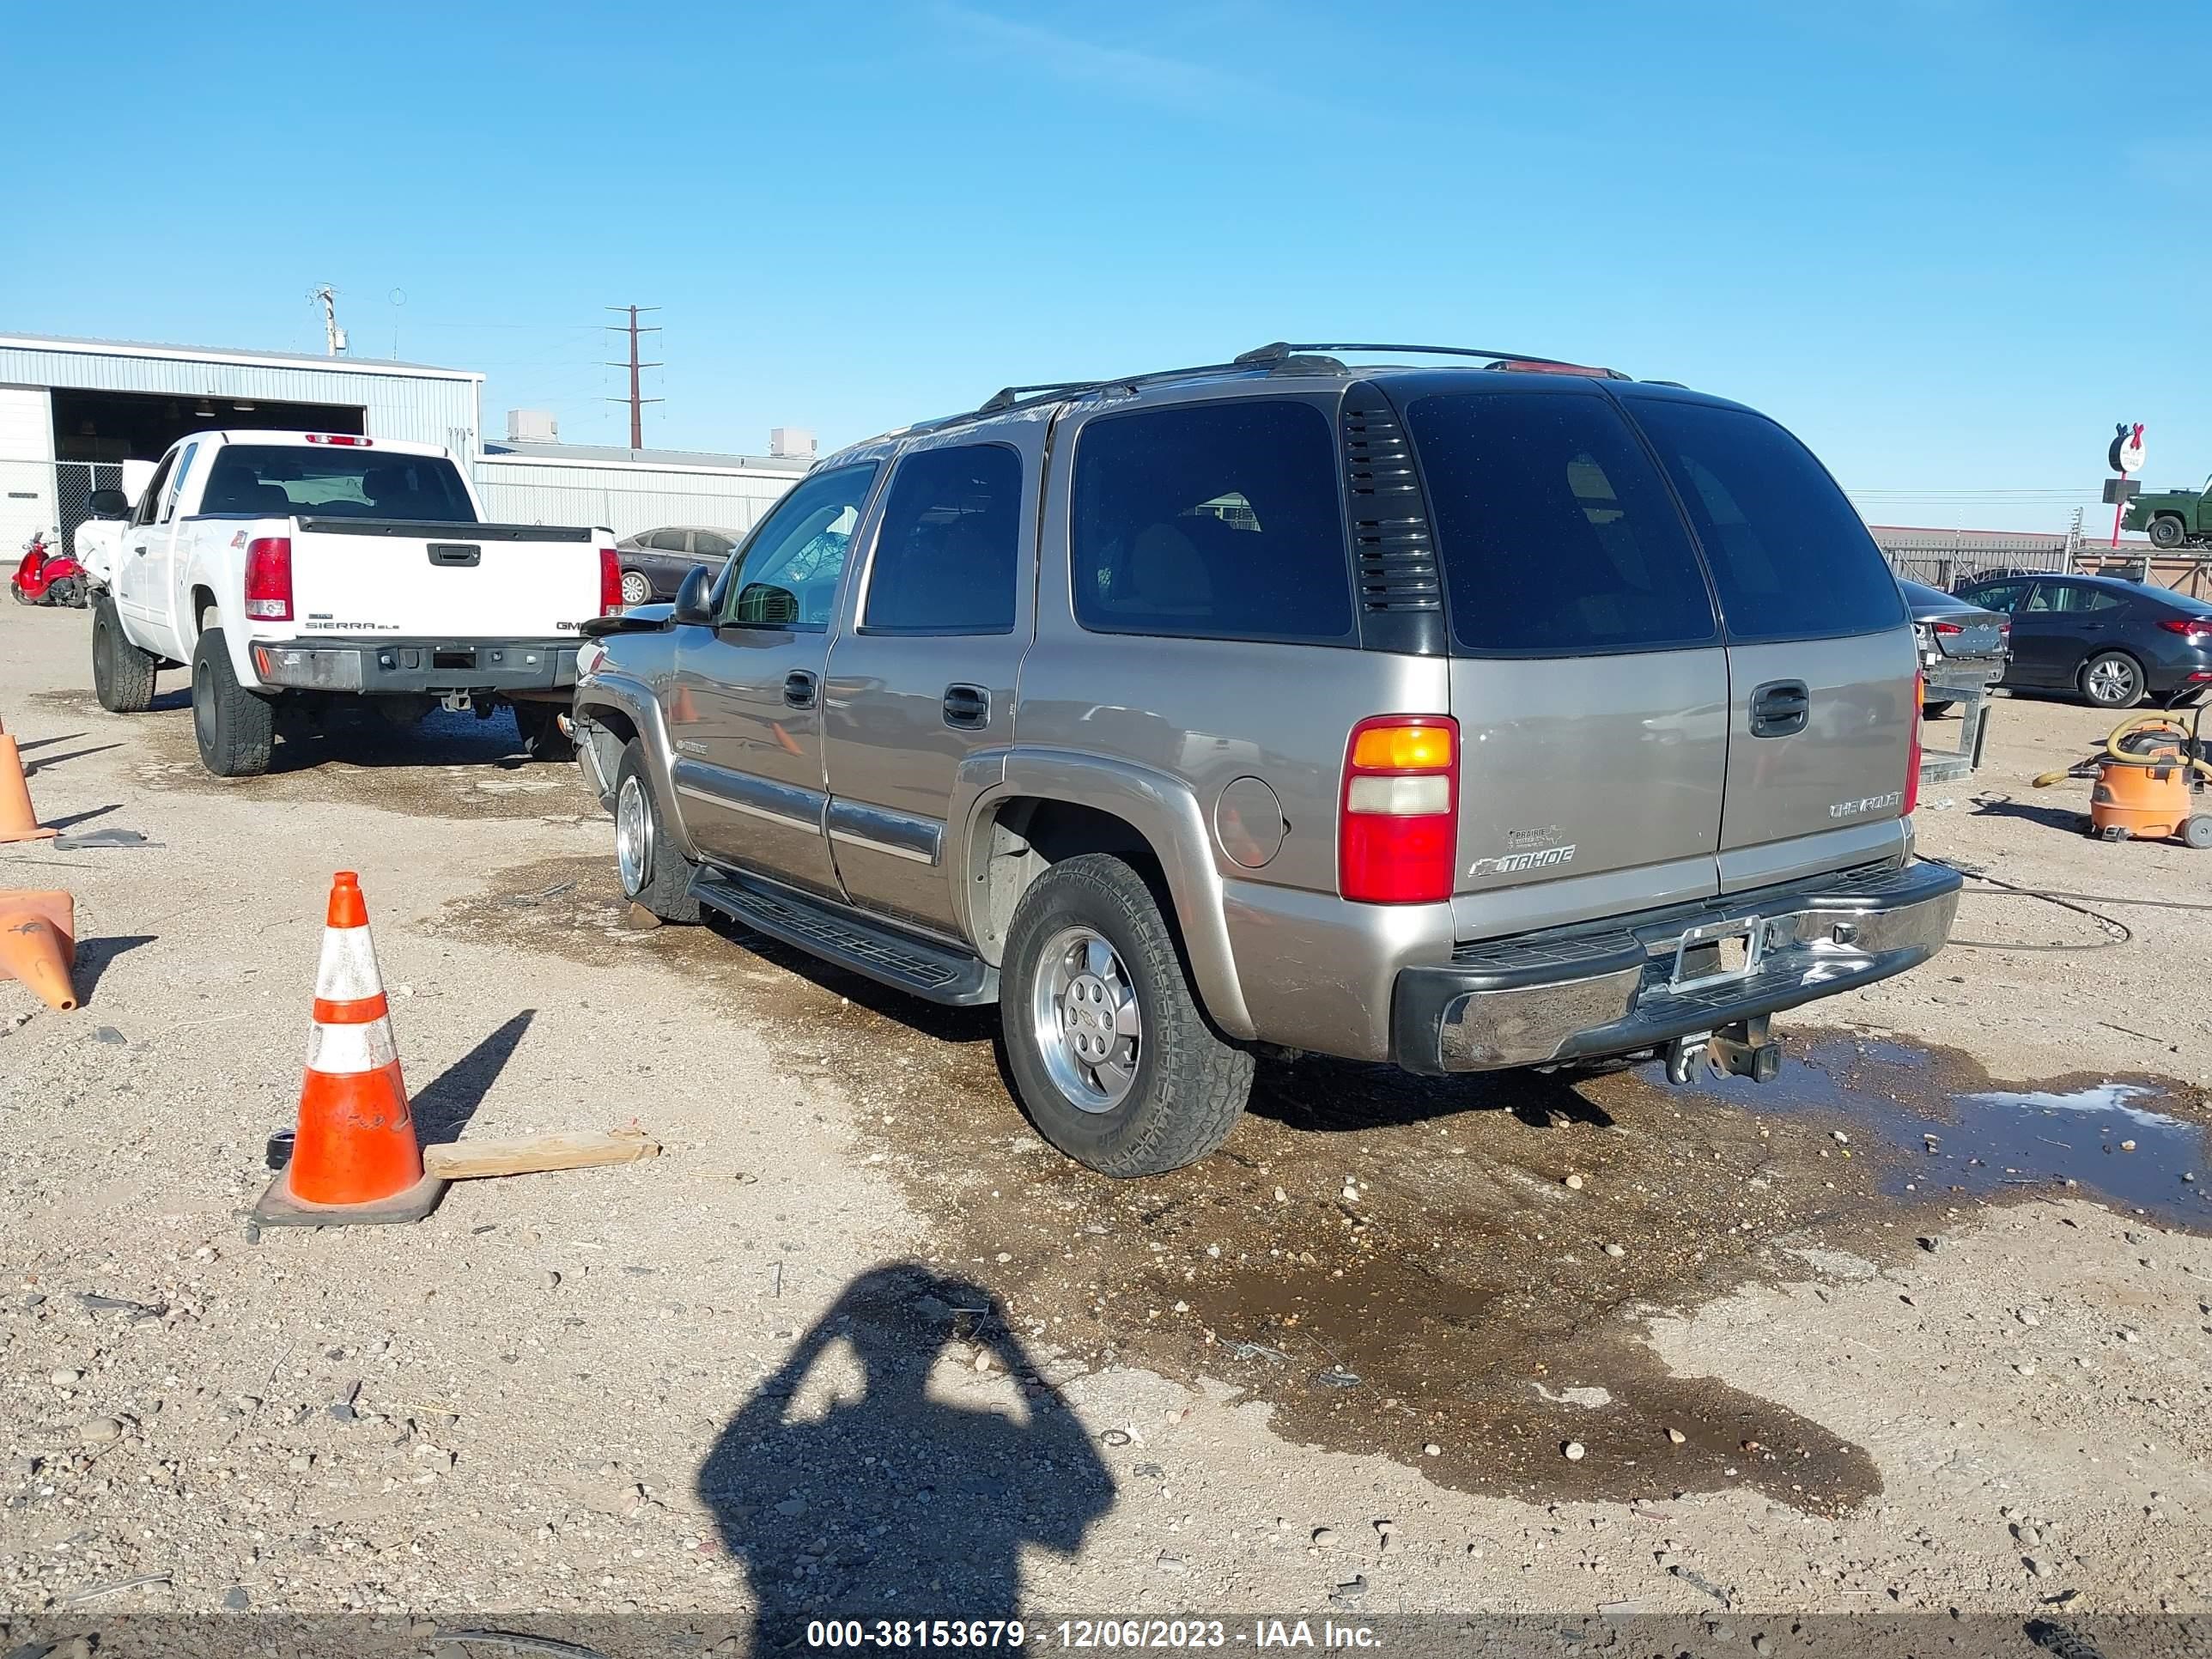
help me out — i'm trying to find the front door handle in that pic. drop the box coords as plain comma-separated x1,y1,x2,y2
783,670,818,709
132,544,149,556
943,683,989,730
1748,679,1809,738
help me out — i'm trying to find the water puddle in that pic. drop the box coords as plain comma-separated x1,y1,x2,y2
448,858,2211,1512
1680,1036,2209,1230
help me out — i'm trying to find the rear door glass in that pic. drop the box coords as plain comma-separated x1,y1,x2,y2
1958,579,2030,613
1626,398,1904,643
1402,391,1718,656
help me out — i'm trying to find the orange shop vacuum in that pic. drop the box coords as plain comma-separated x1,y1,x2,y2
2033,703,2212,848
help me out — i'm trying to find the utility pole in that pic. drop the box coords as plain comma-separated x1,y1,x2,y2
605,306,662,450
310,285,348,356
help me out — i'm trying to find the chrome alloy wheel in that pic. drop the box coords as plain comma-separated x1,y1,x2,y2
2085,656,2139,706
615,772,653,896
619,569,652,607
1030,926,1143,1113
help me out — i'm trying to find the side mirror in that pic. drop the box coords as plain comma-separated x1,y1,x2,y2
672,564,715,626
88,489,131,520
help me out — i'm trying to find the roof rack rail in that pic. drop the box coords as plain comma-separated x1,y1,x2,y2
1234,341,1626,378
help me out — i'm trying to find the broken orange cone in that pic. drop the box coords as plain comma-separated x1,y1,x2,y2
0,890,76,1012
0,719,57,843
254,872,444,1228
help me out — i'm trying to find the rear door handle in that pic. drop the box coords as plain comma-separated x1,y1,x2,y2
783,670,818,709
1748,679,1809,738
943,683,989,729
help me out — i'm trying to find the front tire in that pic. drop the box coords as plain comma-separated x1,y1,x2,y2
1922,700,1955,719
1001,854,1253,1176
2080,650,2144,708
613,740,700,922
619,569,652,607
512,702,576,762
91,595,158,713
191,627,275,777
2148,515,2187,550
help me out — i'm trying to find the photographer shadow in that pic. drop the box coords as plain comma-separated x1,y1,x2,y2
698,1264,1112,1645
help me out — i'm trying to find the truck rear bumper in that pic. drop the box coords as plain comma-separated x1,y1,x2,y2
1390,857,1963,1076
248,636,580,696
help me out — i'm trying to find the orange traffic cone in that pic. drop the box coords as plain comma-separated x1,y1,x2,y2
253,872,444,1227
0,890,76,1012
0,717,57,844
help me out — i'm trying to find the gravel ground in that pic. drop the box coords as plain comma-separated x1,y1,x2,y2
2,602,2209,1647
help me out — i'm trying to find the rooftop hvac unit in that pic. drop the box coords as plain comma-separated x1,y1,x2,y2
506,409,559,443
769,426,816,459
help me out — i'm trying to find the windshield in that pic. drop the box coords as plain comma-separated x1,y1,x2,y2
199,445,477,521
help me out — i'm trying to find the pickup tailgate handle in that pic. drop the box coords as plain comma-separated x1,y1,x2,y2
428,543,482,568
1749,679,1810,738
943,684,990,729
783,670,818,709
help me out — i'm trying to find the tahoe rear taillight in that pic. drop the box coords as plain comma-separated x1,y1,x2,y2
1340,715,1458,904
243,537,293,621
1903,672,1924,817
599,546,623,615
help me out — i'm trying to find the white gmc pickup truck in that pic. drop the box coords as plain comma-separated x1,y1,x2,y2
80,429,618,776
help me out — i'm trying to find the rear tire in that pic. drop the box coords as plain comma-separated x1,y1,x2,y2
2079,651,2144,708
1001,854,1253,1176
513,702,576,762
613,740,700,922
91,595,158,713
191,627,274,777
2148,515,2187,550
620,569,652,607
1922,700,1955,719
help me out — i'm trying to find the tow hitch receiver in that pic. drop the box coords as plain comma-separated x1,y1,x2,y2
1663,1015,1782,1085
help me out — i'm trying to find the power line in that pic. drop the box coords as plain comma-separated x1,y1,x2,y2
605,306,662,451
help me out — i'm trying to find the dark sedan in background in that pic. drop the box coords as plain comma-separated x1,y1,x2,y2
612,525,741,606
1952,572,2212,708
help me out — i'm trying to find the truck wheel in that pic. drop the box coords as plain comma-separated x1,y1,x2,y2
91,595,158,714
1001,854,1253,1176
2148,515,2186,550
613,741,700,922
2080,651,2144,708
191,627,275,777
513,702,576,762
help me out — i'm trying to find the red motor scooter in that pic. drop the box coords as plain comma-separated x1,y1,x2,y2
10,528,88,608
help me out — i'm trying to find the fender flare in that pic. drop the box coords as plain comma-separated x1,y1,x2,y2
573,670,700,860
954,749,1256,1041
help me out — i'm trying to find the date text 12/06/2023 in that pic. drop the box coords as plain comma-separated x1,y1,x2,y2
800,1620,1382,1650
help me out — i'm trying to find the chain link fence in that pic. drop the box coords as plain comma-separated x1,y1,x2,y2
0,456,129,561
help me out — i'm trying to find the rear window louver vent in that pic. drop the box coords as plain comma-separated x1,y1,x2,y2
1342,395,1441,613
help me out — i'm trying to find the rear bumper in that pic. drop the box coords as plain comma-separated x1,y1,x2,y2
1390,857,1963,1076
248,635,580,696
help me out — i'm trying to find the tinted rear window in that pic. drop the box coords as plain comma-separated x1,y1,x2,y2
1404,392,1718,656
1072,400,1354,644
1626,398,1905,643
201,446,475,521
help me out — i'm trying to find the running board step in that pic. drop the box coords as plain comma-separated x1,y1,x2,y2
690,868,999,1006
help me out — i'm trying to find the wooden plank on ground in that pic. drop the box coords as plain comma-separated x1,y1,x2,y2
422,1127,659,1181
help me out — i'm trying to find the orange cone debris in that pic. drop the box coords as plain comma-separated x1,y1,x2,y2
253,872,444,1228
0,890,76,1011
0,716,57,844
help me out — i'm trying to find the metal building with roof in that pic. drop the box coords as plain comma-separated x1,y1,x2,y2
477,436,809,542
0,331,482,556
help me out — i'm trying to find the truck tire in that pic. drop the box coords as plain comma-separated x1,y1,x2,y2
1001,853,1253,1176
2148,515,2186,550
91,595,158,714
2078,650,2144,708
512,702,576,762
613,740,700,922
191,627,275,777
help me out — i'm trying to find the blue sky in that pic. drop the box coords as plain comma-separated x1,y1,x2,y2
6,0,2206,531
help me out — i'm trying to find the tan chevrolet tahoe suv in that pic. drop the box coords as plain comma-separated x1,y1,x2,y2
572,343,1961,1175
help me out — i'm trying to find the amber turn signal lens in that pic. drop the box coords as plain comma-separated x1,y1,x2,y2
1349,723,1455,771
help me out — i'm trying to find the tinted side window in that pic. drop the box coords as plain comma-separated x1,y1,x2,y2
649,528,690,552
1404,392,1718,655
1072,400,1353,644
696,531,735,559
719,464,878,630
2027,583,2120,615
1959,580,2029,614
1627,398,1904,642
865,443,1023,635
